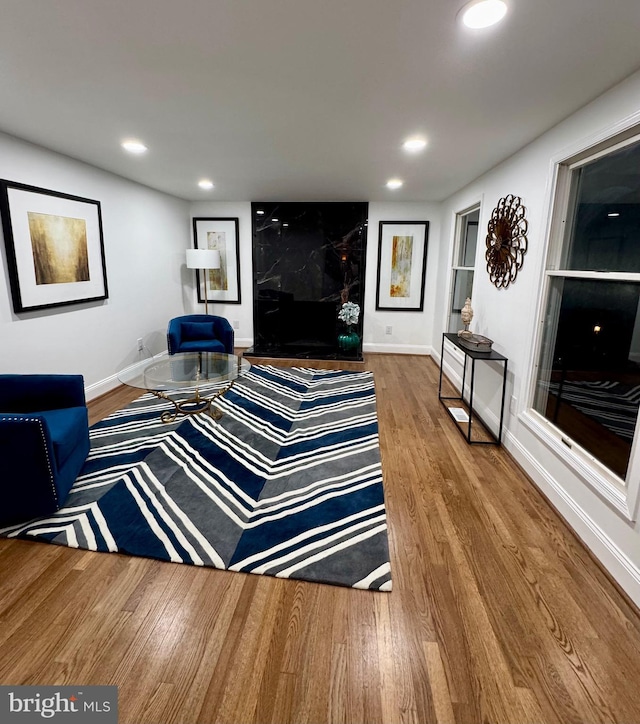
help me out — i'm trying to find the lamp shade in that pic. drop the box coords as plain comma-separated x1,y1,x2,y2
186,248,221,270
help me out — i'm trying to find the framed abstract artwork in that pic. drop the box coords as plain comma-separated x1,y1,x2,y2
375,220,429,311
192,217,241,304
0,180,108,313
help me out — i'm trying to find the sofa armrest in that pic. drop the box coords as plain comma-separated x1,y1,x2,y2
0,414,59,488
167,320,182,355
0,415,64,525
0,375,86,412
212,317,235,354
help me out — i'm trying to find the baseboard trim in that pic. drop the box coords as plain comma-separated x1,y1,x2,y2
85,352,169,402
363,343,430,355
85,374,123,401
504,428,640,610
242,354,365,371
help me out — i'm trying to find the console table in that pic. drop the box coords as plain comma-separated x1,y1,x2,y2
438,332,508,445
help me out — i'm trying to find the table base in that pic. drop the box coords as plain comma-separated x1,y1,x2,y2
150,381,233,423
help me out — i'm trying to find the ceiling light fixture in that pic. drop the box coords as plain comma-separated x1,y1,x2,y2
608,212,620,217
271,218,279,222
256,210,265,215
198,179,214,190
121,139,148,154
403,136,427,153
386,178,404,190
460,0,508,29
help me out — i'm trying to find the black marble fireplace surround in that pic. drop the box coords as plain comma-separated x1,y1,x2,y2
245,202,368,361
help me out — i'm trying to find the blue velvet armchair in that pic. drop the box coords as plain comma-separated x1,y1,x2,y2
0,374,90,526
167,314,234,355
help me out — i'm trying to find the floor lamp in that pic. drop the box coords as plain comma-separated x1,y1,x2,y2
186,248,221,316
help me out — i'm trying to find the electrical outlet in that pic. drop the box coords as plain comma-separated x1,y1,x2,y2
385,325,392,335
510,395,517,414
233,320,240,330
137,337,144,351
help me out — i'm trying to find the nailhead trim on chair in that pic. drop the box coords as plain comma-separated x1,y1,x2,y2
4,416,58,507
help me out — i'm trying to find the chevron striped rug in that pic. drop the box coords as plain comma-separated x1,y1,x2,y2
1,365,392,591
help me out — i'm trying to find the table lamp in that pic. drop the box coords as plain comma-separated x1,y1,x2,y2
186,248,221,316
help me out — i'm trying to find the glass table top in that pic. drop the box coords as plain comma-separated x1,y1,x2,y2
118,352,251,391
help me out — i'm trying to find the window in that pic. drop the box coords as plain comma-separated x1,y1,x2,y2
533,135,640,483
448,207,479,333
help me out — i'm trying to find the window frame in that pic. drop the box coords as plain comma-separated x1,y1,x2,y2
522,119,640,522
446,204,481,334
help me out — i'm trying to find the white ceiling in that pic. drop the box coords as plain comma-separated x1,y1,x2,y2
1,0,639,202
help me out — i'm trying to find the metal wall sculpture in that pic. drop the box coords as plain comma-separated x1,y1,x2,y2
485,194,528,289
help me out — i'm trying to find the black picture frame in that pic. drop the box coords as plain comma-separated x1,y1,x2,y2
375,220,429,311
192,217,241,304
0,180,108,313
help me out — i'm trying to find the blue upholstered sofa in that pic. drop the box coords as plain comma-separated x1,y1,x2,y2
0,374,90,526
167,314,234,355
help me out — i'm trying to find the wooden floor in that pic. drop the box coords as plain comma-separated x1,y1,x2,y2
2,354,640,723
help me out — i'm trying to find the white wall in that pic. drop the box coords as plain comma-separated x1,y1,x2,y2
0,132,190,398
188,201,254,348
435,69,640,607
188,200,442,354
364,202,442,355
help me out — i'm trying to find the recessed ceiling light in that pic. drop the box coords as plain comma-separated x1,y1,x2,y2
403,136,427,153
460,0,507,29
271,218,279,222
121,139,148,154
256,210,265,215
283,223,289,227
386,178,404,190
608,212,620,217
198,179,214,190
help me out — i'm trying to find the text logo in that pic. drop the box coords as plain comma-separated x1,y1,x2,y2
1,686,117,723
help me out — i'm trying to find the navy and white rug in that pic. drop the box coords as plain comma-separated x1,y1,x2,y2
1,365,392,591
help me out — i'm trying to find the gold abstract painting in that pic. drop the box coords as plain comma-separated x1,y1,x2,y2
28,212,90,285
390,235,413,297
207,230,228,291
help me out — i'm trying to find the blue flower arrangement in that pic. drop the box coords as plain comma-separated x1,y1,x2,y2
338,301,360,327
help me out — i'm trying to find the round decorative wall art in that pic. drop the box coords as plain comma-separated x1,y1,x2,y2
485,194,528,289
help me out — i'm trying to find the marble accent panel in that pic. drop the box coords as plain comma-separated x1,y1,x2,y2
248,202,368,360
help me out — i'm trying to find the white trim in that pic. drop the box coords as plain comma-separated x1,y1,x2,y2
363,343,430,355
503,427,640,609
85,344,259,402
85,351,169,401
552,108,640,170
547,270,640,281
443,198,483,335
85,374,122,401
519,410,633,520
566,127,640,169
521,112,640,524
234,337,253,348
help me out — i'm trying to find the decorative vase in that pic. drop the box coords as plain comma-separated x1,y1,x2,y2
338,325,360,354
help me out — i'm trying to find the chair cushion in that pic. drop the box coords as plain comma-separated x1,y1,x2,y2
179,339,225,353
38,407,88,468
181,321,215,341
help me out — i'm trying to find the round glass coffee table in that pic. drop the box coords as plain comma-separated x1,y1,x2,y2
118,352,251,423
